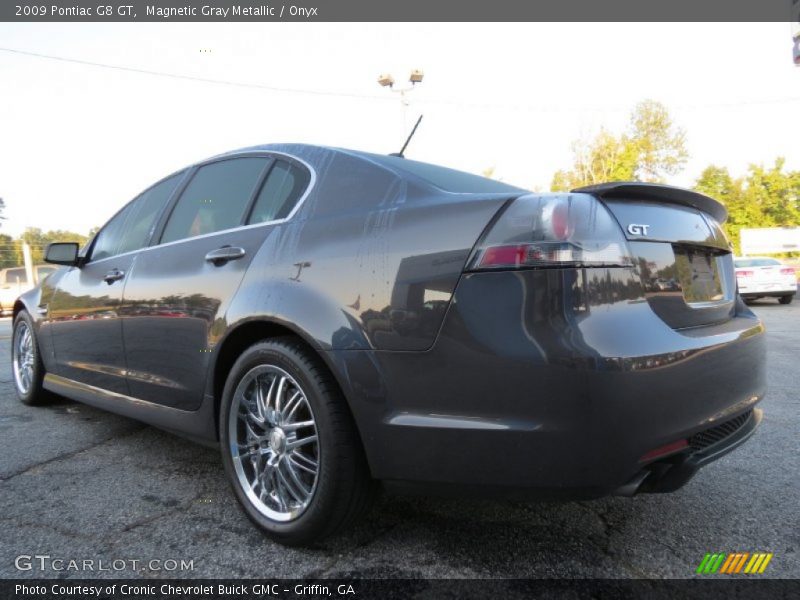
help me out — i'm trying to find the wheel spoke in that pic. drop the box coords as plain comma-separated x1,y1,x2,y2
288,455,317,475
282,391,304,422
244,420,265,442
277,463,306,503
282,459,311,496
273,474,289,511
256,378,270,422
287,434,318,450
282,419,315,432
291,451,318,471
274,376,287,413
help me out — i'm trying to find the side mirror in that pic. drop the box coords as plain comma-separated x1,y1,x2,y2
44,242,80,266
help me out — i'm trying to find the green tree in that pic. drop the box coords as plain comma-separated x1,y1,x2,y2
0,233,20,269
694,159,800,253
628,99,688,182
20,227,89,264
551,100,687,191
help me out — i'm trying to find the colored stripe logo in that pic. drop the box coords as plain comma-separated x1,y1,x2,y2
696,552,773,574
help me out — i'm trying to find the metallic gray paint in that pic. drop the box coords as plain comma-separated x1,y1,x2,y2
15,144,767,498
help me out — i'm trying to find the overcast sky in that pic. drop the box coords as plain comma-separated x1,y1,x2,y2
0,22,798,237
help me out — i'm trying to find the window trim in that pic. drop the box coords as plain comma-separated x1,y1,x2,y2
152,151,315,247
85,168,190,264
244,157,311,226
86,151,316,266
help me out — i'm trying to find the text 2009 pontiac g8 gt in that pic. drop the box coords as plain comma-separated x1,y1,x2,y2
13,144,765,545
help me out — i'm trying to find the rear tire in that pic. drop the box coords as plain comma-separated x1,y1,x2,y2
219,337,376,546
779,294,794,305
12,310,54,406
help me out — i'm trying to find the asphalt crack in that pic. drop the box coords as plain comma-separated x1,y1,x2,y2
118,492,206,535
0,425,146,482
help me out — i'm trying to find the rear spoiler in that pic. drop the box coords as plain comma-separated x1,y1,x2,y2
573,182,728,223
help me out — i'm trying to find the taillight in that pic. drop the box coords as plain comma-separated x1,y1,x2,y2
780,267,795,276
469,194,633,270
736,270,754,278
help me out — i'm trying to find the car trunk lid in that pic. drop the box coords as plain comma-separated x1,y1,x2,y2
575,183,736,329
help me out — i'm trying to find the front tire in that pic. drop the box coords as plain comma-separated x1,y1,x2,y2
219,337,375,546
779,294,794,305
12,310,53,406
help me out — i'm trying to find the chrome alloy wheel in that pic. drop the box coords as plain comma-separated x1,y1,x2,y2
12,321,35,395
228,365,320,522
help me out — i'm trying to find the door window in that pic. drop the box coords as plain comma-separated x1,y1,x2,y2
247,160,310,224
160,158,269,244
92,172,183,261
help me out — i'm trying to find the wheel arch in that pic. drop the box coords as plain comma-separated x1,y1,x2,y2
12,299,26,321
210,317,361,446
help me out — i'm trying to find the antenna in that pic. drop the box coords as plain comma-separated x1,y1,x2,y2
390,114,423,158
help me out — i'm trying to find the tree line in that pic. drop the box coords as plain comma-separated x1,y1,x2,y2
0,226,97,269
550,100,799,254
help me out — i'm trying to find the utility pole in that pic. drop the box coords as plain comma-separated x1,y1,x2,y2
22,243,34,285
377,69,424,134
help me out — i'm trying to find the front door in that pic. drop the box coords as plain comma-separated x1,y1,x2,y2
47,254,136,393
47,172,185,394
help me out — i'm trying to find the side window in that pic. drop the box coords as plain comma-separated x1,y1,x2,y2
117,173,184,255
160,158,268,244
92,173,183,261
247,160,310,224
91,203,135,261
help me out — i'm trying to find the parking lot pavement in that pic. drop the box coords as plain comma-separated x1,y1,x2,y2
0,300,798,580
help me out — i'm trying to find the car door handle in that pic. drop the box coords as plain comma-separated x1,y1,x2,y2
205,246,246,266
103,269,125,284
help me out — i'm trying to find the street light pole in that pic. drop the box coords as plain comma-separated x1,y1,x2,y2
377,70,424,134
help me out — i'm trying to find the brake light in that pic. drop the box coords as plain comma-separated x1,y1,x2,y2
736,270,754,278
470,194,633,270
780,267,795,276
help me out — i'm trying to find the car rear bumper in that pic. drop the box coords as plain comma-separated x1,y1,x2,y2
739,282,796,296
333,267,767,498
614,407,762,495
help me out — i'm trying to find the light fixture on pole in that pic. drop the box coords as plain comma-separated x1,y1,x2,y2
377,69,424,131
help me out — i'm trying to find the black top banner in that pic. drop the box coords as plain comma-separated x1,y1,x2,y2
2,0,800,22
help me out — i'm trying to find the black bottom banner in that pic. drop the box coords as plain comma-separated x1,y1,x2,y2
2,579,800,600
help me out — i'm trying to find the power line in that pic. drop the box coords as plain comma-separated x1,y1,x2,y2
2,46,799,112
0,46,393,102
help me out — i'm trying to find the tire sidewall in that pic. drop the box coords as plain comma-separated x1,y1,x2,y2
219,341,341,543
12,310,44,404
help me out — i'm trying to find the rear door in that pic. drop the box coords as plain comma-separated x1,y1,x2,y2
120,155,312,410
47,172,184,392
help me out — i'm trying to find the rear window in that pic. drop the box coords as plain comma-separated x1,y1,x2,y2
5,268,27,284
735,258,781,267
354,151,526,194
247,160,310,224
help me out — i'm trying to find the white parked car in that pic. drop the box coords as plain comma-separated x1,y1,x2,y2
0,265,58,315
734,257,797,305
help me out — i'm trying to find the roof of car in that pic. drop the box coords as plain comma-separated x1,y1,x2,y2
214,143,528,195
